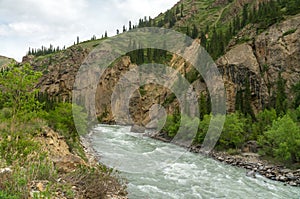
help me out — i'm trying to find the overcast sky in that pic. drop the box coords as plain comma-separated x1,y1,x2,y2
0,0,178,61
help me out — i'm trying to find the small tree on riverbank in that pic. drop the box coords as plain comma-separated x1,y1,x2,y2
0,63,42,131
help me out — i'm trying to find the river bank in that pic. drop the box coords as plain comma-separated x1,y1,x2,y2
88,124,300,198
0,126,127,199
80,133,128,199
148,131,300,187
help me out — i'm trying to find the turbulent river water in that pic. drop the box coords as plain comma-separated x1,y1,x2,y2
89,124,300,199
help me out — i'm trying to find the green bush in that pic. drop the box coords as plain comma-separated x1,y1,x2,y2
0,191,19,199
251,108,277,140
46,103,87,137
195,113,246,149
195,114,211,143
161,115,180,137
45,103,87,158
258,114,300,163
174,115,199,142
0,108,12,121
219,112,246,149
282,28,297,37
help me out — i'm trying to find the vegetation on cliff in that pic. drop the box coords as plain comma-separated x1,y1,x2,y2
0,63,126,198
121,0,300,166
2,0,299,189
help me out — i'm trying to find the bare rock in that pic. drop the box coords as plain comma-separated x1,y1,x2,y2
130,125,145,133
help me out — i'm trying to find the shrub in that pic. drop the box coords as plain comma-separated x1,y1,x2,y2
45,103,87,157
219,112,246,149
46,103,87,137
161,115,180,137
251,108,277,140
258,115,300,163
195,114,211,144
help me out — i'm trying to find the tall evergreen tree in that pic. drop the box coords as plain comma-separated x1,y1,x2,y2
191,24,199,39
275,72,287,115
129,21,132,30
241,4,249,27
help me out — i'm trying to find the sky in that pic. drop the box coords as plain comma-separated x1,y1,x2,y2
0,0,178,61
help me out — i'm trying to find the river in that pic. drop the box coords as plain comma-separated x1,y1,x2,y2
89,124,300,199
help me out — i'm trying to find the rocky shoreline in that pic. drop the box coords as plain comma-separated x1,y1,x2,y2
80,133,128,199
193,147,300,187
148,132,300,187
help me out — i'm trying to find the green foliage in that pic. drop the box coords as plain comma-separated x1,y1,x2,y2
162,115,180,138
282,28,297,37
45,103,87,156
285,0,300,15
258,114,300,163
287,106,300,124
162,93,176,106
176,115,200,141
235,77,255,119
292,81,300,109
0,63,43,124
275,73,287,115
46,103,87,136
219,112,247,149
0,191,18,199
0,132,39,165
251,108,277,140
185,67,200,83
27,44,62,56
199,93,208,120
195,114,211,143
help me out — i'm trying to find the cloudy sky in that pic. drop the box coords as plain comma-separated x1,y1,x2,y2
0,0,178,61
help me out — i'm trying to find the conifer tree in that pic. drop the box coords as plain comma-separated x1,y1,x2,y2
241,4,248,27
181,4,184,17
275,72,287,115
129,21,132,30
191,24,199,39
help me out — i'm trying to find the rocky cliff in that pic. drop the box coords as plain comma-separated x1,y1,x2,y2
217,14,300,113
21,7,300,126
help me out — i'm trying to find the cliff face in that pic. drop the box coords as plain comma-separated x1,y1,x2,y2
23,46,89,102
217,14,300,113
22,12,300,125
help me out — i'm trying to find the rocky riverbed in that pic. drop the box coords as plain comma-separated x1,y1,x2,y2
148,131,300,187
201,149,300,187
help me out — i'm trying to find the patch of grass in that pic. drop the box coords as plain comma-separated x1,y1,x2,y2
282,28,297,37
162,93,176,106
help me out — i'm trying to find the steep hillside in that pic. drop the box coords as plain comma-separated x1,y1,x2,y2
218,14,300,113
21,0,300,125
0,55,15,70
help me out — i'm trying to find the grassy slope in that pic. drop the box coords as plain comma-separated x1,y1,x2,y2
0,56,15,70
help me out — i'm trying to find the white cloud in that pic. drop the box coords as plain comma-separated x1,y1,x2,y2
0,0,178,61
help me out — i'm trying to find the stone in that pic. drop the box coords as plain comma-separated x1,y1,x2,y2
279,175,287,182
36,182,44,192
281,169,292,173
0,168,12,174
289,181,297,186
130,125,145,133
246,170,256,178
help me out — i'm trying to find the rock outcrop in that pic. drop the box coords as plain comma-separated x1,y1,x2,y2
23,14,300,124
217,14,300,113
